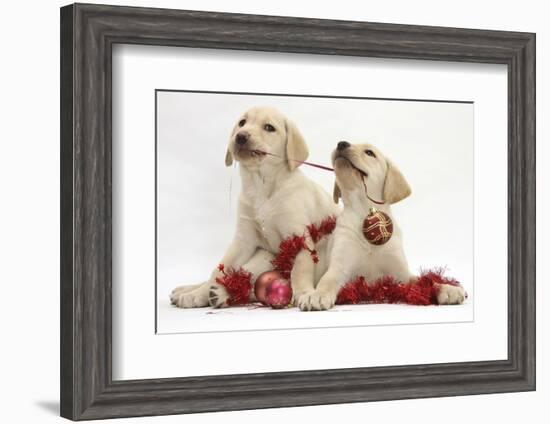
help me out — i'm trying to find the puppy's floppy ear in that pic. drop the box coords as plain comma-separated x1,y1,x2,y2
383,158,411,204
225,148,233,167
225,128,234,167
333,182,342,204
285,119,309,171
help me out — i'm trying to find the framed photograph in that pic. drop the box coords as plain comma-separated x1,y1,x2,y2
60,3,535,420
156,89,474,335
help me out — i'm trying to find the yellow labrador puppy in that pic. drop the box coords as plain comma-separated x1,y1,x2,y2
298,141,466,311
170,107,338,308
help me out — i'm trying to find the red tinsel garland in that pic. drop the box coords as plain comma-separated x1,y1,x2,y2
271,215,337,279
306,216,338,243
215,264,252,306
336,268,461,306
215,265,463,307
215,216,465,307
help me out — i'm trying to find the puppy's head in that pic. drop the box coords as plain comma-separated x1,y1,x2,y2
331,141,411,205
225,107,308,171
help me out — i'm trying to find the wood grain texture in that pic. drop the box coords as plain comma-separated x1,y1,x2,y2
60,4,74,419
60,3,536,420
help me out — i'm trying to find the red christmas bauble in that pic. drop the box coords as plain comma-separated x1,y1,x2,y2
265,279,292,309
362,207,393,245
254,270,283,305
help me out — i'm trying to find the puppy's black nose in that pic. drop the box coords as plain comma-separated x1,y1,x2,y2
236,132,249,146
337,141,350,151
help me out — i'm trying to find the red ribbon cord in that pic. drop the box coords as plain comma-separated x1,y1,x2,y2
260,151,385,205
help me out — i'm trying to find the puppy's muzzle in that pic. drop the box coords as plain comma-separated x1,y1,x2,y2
236,131,250,146
337,141,350,151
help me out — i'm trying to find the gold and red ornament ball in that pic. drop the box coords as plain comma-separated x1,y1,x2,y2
362,207,393,245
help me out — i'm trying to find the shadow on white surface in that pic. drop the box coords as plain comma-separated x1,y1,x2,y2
34,401,58,416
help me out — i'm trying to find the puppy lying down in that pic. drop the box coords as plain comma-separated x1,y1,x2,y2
298,141,466,311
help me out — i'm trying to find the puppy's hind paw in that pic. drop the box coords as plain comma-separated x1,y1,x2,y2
208,283,230,308
436,284,466,305
298,290,336,311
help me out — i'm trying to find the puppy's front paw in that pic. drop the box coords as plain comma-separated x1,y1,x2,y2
290,290,308,307
436,284,466,305
208,283,230,308
298,290,336,311
172,286,210,308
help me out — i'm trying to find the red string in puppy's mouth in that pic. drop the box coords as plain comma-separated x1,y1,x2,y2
258,150,335,171
244,149,385,205
333,155,368,178
235,148,267,158
248,149,267,157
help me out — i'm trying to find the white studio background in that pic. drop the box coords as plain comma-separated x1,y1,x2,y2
113,44,505,380
156,91,474,334
1,1,547,424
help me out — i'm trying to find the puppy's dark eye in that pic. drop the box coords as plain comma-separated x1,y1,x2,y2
238,119,246,127
365,149,376,158
264,123,276,132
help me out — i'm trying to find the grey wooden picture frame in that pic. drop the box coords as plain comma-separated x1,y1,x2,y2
60,3,536,421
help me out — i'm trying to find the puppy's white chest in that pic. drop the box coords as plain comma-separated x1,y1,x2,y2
253,201,280,251
356,243,383,272
333,215,393,279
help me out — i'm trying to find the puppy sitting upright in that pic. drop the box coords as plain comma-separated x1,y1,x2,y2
298,141,465,311
170,107,338,308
